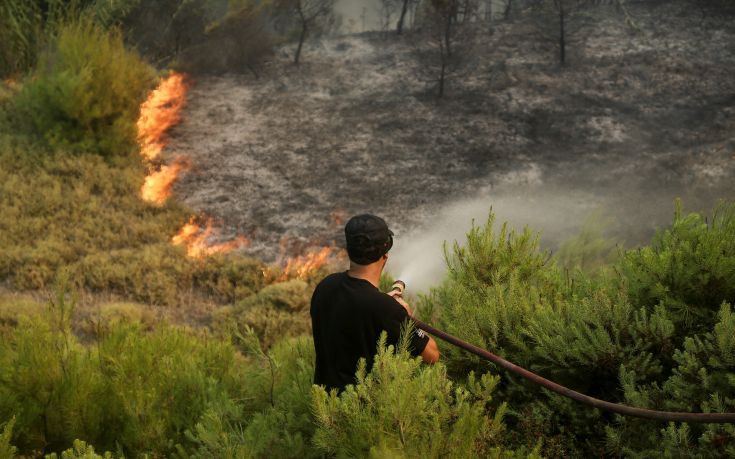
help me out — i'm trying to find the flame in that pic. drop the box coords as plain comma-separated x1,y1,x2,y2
278,247,336,281
141,157,190,204
172,218,249,258
137,73,187,161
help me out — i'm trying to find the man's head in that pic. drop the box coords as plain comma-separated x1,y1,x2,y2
345,214,394,267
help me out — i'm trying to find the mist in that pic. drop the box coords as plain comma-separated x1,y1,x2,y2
387,162,734,292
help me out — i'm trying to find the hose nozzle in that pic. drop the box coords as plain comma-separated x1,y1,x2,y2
390,280,406,297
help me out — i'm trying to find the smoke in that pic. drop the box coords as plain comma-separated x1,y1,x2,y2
386,185,599,292
387,160,734,293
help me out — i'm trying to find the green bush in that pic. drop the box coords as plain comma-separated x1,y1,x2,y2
193,255,267,303
0,290,249,456
11,18,155,156
606,302,735,457
0,1,42,77
619,201,735,334
429,203,735,457
180,333,318,458
312,332,537,458
0,417,17,458
45,440,116,459
555,210,619,272
214,280,312,349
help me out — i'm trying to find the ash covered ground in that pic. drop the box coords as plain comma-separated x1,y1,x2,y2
168,0,734,273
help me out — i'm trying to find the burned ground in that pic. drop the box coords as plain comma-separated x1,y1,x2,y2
167,0,734,262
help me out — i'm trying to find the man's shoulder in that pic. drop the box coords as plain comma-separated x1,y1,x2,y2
315,271,346,290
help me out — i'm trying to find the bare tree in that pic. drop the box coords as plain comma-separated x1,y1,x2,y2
396,0,412,34
413,0,479,97
280,0,336,65
378,0,399,32
531,0,592,65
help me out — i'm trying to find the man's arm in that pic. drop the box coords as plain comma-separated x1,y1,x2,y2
388,292,440,364
421,336,440,364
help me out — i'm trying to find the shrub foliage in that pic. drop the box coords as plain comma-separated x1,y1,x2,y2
429,203,735,457
11,18,155,156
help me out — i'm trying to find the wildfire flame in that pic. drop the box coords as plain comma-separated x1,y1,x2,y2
172,218,249,258
137,73,187,161
278,247,337,281
138,73,249,259
141,157,191,205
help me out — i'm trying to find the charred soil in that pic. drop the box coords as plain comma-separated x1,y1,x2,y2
167,0,735,260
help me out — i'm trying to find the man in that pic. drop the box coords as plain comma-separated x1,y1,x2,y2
310,214,440,393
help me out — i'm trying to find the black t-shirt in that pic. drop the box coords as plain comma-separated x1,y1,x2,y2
310,271,430,392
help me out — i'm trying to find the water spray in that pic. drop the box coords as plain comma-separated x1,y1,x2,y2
392,280,735,423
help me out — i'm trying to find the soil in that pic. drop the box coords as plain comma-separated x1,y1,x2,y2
167,0,735,266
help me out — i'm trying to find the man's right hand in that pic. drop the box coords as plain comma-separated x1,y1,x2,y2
387,291,413,316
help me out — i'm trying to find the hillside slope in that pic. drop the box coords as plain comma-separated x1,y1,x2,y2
167,0,735,260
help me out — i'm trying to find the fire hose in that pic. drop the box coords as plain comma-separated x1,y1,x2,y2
391,281,735,423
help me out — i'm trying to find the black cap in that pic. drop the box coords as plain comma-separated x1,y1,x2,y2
345,214,394,265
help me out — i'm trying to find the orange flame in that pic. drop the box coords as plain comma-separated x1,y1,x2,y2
137,73,187,161
141,157,190,204
172,218,249,258
278,247,336,281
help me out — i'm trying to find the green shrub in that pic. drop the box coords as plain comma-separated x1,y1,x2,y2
45,440,116,459
193,255,267,303
0,1,42,77
0,290,249,456
214,280,312,349
429,203,735,457
180,333,318,458
606,302,735,457
555,210,619,272
11,18,155,155
73,244,193,305
312,332,537,458
619,201,735,334
0,417,17,458
0,0,92,78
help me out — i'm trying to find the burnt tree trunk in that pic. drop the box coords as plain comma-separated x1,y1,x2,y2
439,61,446,97
558,2,566,65
295,3,307,65
397,0,410,34
439,11,453,97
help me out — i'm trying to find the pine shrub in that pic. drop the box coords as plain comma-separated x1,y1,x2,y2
11,18,155,156
606,302,735,457
0,417,17,458
429,203,735,456
619,201,735,335
312,331,539,458
180,333,318,458
45,440,116,459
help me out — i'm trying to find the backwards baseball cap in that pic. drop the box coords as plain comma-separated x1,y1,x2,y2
345,214,394,265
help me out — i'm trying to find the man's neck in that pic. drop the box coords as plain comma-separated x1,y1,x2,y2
347,264,382,289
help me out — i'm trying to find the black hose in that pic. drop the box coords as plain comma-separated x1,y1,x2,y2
413,318,735,423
